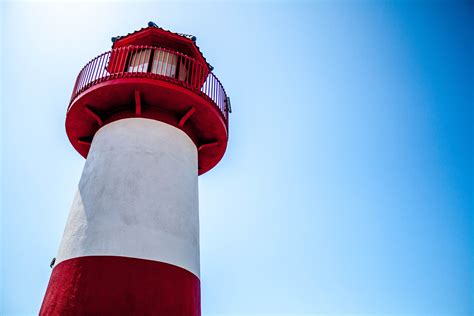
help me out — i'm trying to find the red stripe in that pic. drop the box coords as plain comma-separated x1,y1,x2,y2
40,256,200,315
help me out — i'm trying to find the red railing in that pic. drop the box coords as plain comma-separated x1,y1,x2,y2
69,45,229,127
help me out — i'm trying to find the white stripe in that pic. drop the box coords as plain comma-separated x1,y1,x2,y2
56,118,200,277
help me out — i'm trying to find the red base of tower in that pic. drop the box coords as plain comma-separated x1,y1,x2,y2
40,256,200,316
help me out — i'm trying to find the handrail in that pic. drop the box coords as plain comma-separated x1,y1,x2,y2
69,45,229,128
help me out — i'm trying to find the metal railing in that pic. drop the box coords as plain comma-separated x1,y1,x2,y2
69,45,229,127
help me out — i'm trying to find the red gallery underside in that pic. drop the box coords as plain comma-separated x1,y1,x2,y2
40,256,201,316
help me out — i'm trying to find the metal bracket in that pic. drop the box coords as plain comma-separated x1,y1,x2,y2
84,105,103,126
178,107,196,127
135,90,142,116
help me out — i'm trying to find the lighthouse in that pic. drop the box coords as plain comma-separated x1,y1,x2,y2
40,22,230,315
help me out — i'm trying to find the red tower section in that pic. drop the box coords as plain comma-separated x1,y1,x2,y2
66,22,230,174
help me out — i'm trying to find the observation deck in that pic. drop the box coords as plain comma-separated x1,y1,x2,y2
66,37,230,175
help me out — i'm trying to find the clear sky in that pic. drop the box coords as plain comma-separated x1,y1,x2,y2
1,1,473,315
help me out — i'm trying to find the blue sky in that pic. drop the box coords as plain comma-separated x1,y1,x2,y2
1,1,473,315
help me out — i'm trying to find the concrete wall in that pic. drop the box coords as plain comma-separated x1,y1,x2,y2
55,118,200,277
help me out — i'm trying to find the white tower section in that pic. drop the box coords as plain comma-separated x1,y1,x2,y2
56,118,200,277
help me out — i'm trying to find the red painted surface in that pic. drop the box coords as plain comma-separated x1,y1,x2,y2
134,90,142,115
111,26,209,75
66,45,229,175
66,77,228,174
40,256,200,316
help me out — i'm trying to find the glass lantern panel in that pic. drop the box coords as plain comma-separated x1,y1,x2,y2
151,51,178,78
178,59,188,82
128,49,152,73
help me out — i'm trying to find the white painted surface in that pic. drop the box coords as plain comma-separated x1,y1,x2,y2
56,118,200,277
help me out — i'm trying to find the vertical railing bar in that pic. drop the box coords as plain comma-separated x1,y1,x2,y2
174,53,178,79
129,46,136,74
164,50,170,78
111,48,119,76
109,48,116,77
140,46,148,73
154,49,159,75
206,72,209,96
150,47,155,75
99,54,104,81
73,70,82,97
191,59,196,88
147,46,152,74
171,53,176,79
118,47,127,75
84,61,93,91
156,48,163,76
218,78,221,112
214,76,216,103
105,52,111,80
125,46,132,75
94,55,102,83
104,52,110,80
135,46,141,74
184,56,189,85
198,64,202,91
90,57,98,87
161,49,167,77
74,67,83,94
147,46,151,73
182,57,187,84
137,46,144,74
80,62,89,92
196,61,200,89
96,55,102,83
102,52,108,79
191,58,194,86
222,85,225,115
79,63,87,92
131,46,136,75
138,46,144,73
97,54,104,81
201,66,205,92
187,57,191,86
77,63,88,92
158,48,163,76
202,73,206,94
131,46,136,74
120,47,127,74
97,53,105,82
72,75,79,99
210,75,213,101
90,57,98,86
145,47,151,74
148,47,154,75
221,84,224,114
102,54,106,81
214,75,217,106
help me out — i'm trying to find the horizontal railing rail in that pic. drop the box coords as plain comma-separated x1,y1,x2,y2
69,45,229,127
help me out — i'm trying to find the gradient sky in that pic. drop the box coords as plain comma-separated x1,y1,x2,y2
1,1,473,315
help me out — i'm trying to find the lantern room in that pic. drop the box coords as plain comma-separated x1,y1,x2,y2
65,22,230,174
107,22,211,87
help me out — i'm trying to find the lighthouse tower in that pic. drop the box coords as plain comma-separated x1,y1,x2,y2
40,22,230,315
